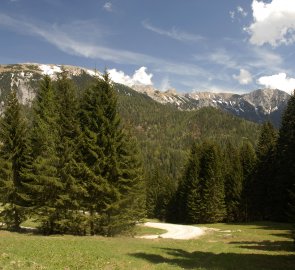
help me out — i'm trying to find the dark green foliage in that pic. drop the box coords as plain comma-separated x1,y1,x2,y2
275,92,295,221
2,70,286,233
198,141,226,223
239,141,257,222
146,167,177,221
250,122,277,220
168,144,201,223
54,71,86,234
0,91,33,231
78,73,145,236
30,75,61,234
100,134,146,235
223,142,243,222
116,83,260,220
173,141,226,224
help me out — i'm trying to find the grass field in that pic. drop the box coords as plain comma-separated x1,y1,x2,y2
0,222,294,270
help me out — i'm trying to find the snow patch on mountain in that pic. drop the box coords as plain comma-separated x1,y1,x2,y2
39,64,62,76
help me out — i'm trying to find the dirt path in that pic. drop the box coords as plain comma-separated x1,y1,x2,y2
139,222,205,240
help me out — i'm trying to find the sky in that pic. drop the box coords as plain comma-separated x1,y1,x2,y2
1,0,295,94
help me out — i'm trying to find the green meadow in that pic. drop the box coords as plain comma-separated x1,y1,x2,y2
0,222,294,270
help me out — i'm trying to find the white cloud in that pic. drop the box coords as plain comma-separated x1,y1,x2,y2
103,2,112,12
230,6,247,21
142,20,204,43
233,69,253,85
132,67,153,85
108,67,153,86
207,49,239,69
0,14,210,79
257,73,295,94
160,77,171,91
229,11,235,20
246,0,295,46
237,6,247,17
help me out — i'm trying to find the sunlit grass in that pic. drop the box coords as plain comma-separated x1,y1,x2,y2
0,222,294,270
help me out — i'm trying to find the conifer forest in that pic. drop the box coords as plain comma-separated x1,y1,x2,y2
0,72,294,240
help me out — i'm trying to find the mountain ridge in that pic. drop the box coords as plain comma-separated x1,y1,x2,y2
0,63,290,127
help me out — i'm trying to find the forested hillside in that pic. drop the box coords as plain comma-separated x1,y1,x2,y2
1,71,293,239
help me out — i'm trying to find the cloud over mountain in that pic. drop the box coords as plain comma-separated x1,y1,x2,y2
108,67,153,86
257,73,295,94
247,0,295,46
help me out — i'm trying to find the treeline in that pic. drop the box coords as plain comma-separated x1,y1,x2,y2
164,93,295,225
0,72,145,235
115,84,260,221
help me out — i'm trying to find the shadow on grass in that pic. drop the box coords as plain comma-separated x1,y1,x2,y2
230,240,294,252
130,248,295,270
227,221,292,231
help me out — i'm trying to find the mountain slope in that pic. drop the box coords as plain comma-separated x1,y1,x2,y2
0,63,289,127
0,63,260,182
133,85,290,127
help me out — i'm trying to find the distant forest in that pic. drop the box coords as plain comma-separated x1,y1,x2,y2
0,72,294,239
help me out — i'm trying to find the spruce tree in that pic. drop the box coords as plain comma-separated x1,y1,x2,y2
0,91,33,231
146,166,175,220
181,143,202,224
223,142,243,222
101,134,146,235
251,122,277,220
275,91,295,221
30,75,61,234
239,141,256,221
198,141,226,223
174,141,225,224
54,71,86,234
78,72,145,235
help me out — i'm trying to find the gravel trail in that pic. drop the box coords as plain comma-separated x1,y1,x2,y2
139,222,205,240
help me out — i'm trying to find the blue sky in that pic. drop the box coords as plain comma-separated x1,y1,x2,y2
1,0,295,94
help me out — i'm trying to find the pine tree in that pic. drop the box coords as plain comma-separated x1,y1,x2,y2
223,142,243,222
78,72,145,235
30,75,61,234
169,142,201,224
54,71,86,234
239,141,256,221
198,141,226,223
100,134,146,235
0,91,33,231
146,166,175,220
251,122,277,220
275,91,295,221
174,141,225,224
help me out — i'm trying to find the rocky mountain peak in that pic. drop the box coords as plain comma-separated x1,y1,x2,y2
0,63,291,127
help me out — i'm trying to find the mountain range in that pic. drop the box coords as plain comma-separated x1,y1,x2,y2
132,85,289,128
0,62,263,187
0,63,289,128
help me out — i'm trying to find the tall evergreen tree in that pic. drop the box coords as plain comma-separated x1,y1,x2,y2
198,141,226,223
0,91,33,231
173,141,225,224
223,142,243,222
251,122,277,220
275,91,295,221
30,75,61,234
178,143,202,224
78,72,145,235
54,71,86,234
239,141,256,221
146,166,175,220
